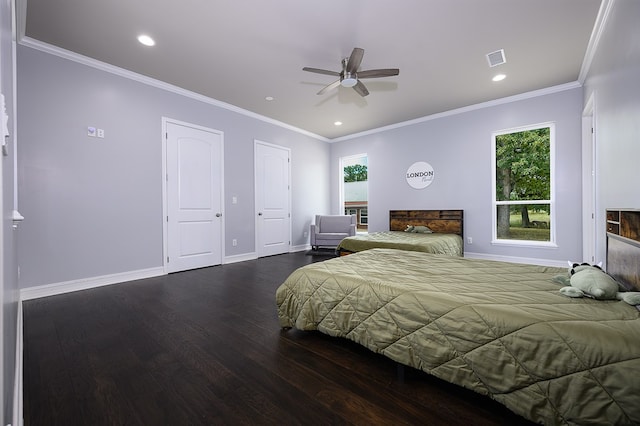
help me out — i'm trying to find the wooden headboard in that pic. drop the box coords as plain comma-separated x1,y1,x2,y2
606,209,640,292
389,210,463,236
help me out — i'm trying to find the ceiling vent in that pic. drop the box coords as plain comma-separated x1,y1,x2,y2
486,49,506,67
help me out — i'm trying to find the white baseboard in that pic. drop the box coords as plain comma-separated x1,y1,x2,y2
223,252,257,264
464,251,567,268
19,267,165,301
20,249,308,300
290,244,310,253
223,247,310,263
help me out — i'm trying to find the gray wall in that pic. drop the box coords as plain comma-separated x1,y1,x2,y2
17,46,330,289
1,0,18,422
330,88,585,264
583,0,640,265
12,3,640,288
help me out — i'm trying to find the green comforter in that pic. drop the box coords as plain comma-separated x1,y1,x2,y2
337,231,463,255
276,249,640,425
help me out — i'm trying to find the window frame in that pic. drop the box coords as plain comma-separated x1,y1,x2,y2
491,122,557,248
359,208,368,225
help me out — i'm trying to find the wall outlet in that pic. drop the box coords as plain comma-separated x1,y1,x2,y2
232,239,237,246
97,128,105,138
467,237,473,244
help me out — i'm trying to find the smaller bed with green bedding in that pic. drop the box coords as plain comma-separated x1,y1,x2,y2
337,209,464,255
337,230,463,256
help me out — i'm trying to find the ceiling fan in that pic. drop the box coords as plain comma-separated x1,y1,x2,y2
303,48,399,97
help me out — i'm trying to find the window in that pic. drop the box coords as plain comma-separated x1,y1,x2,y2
492,123,555,245
360,208,368,225
344,207,367,228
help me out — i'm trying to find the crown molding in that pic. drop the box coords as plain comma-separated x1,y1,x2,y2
331,81,582,143
18,36,330,143
578,0,614,84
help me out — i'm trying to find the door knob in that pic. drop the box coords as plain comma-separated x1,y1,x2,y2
258,212,263,216
216,213,222,217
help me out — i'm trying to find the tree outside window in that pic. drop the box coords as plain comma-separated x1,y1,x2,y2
343,164,368,182
493,124,554,243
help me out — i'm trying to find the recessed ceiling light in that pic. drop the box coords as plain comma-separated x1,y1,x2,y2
265,96,274,101
137,34,155,47
334,121,342,126
492,74,506,82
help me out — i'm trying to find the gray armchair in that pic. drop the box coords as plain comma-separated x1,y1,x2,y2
310,214,357,250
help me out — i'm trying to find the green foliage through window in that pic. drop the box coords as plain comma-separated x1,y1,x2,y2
494,125,553,242
495,128,550,202
344,164,368,182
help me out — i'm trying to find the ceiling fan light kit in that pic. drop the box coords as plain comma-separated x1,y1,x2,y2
303,47,399,97
341,75,357,87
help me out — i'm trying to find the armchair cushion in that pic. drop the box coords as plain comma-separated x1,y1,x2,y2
319,215,353,233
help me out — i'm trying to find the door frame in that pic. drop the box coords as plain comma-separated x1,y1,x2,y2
339,152,368,217
254,140,291,257
161,117,225,273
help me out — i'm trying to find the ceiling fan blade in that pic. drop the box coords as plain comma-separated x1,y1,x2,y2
353,80,369,97
357,68,400,79
317,79,341,95
303,67,340,77
346,48,364,74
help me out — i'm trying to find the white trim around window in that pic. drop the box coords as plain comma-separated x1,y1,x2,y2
491,122,557,248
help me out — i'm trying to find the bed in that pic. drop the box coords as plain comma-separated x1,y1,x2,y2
337,209,464,256
277,243,640,424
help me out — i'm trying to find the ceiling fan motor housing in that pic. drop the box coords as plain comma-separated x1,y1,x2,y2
303,47,399,97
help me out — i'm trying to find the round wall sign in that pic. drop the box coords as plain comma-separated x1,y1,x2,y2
406,161,435,189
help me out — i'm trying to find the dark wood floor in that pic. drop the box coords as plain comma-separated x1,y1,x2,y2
24,252,534,425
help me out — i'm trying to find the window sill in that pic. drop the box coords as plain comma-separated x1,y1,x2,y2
491,239,558,249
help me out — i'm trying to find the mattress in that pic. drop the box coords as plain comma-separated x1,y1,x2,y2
336,231,463,256
276,249,640,425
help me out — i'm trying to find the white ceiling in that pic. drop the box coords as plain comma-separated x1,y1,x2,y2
20,0,603,140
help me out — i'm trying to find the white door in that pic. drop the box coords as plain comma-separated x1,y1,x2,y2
255,141,290,257
165,121,223,273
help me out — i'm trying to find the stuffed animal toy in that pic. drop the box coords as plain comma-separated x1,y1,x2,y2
553,262,640,305
410,225,432,233
404,224,433,233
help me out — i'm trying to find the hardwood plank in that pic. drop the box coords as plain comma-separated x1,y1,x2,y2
23,252,533,425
